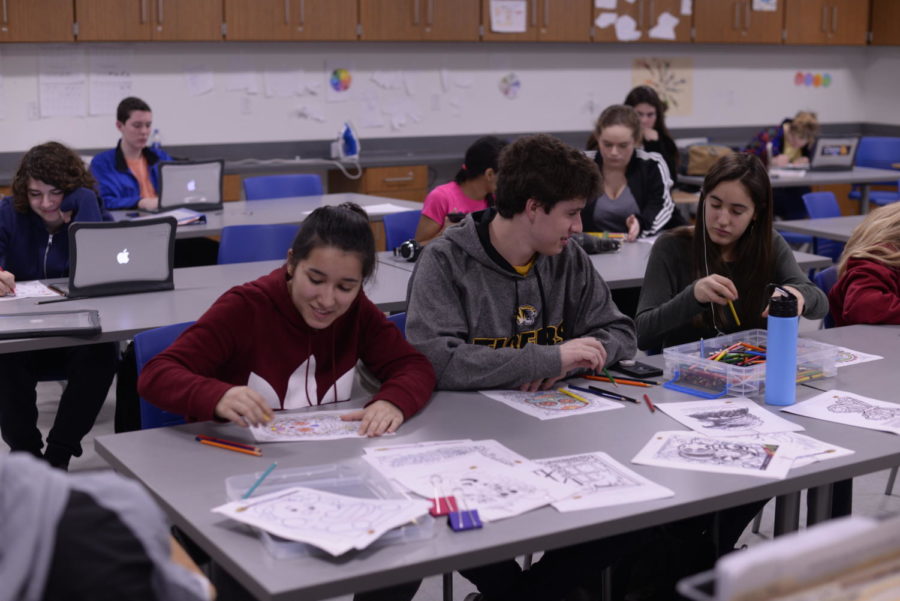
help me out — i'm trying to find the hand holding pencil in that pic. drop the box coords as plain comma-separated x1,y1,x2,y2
215,386,274,427
0,267,16,296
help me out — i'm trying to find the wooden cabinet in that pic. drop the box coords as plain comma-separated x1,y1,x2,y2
360,0,479,41
871,0,900,46
784,0,869,45
482,0,590,42
149,0,223,41
593,0,689,43
329,165,429,203
76,0,221,41
0,0,74,42
225,0,356,41
693,0,784,44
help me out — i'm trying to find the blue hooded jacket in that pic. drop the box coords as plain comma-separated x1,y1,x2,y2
89,141,173,210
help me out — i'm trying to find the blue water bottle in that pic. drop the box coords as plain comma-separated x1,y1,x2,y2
765,286,799,406
150,128,162,152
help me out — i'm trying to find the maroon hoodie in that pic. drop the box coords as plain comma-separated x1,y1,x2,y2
138,266,435,422
829,258,900,327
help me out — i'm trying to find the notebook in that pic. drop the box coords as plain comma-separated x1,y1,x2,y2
157,159,224,211
807,136,859,171
47,217,176,299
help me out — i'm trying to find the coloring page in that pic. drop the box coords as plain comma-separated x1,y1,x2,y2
364,439,473,455
739,431,854,469
480,389,621,420
0,280,61,301
632,431,797,479
782,390,900,435
364,439,530,474
534,452,674,512
655,398,804,437
835,347,883,368
249,410,362,442
212,486,429,556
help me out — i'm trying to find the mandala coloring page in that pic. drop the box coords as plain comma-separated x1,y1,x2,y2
250,410,362,442
655,398,804,437
480,389,621,420
783,390,900,435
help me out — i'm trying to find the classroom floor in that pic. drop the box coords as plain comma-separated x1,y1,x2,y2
4,318,899,601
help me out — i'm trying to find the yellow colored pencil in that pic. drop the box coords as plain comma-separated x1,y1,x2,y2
727,300,741,326
559,388,588,403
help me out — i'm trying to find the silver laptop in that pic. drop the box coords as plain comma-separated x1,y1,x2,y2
808,136,859,171
48,217,176,299
157,159,224,211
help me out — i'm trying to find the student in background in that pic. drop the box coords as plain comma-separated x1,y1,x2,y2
582,105,678,242
624,85,679,178
829,202,900,326
90,96,173,211
0,142,117,471
414,135,508,244
407,134,637,601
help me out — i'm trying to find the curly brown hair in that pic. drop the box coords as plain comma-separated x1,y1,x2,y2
12,142,96,213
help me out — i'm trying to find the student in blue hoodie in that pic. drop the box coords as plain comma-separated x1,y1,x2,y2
0,142,118,470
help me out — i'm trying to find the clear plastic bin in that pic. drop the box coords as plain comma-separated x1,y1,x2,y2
224,459,435,559
663,329,838,399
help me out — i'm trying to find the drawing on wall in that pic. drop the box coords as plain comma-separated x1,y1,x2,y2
325,60,354,103
794,72,832,88
480,389,621,420
249,410,362,442
655,398,803,437
489,0,528,33
632,57,692,116
499,73,521,99
783,390,900,435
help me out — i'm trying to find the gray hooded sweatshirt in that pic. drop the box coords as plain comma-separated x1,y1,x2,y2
406,210,636,390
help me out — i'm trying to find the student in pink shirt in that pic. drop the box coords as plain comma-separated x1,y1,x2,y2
415,136,507,244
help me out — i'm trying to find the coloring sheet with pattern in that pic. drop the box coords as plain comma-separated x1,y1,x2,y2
739,432,854,469
479,389,622,420
632,431,797,479
363,439,530,472
212,486,430,556
835,347,883,368
655,398,804,437
782,390,900,435
534,452,674,512
249,410,361,442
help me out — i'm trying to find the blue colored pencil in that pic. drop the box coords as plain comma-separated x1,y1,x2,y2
242,461,278,499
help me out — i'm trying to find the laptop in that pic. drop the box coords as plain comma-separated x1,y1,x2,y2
157,159,224,211
807,136,859,171
47,217,176,299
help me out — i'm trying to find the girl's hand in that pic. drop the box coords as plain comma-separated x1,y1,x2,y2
771,154,791,167
341,400,404,437
0,269,16,296
137,196,160,211
694,274,738,305
214,387,273,427
762,285,805,318
625,214,640,242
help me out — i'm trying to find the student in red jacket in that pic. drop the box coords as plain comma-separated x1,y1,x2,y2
138,202,435,437
829,202,900,326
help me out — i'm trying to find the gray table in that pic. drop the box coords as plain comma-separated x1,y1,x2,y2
111,193,423,239
379,244,833,288
0,260,410,354
95,325,900,601
679,166,900,214
773,215,865,243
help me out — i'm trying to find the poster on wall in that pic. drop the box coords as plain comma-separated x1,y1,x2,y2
631,57,693,116
490,0,528,33
752,0,777,11
325,60,354,103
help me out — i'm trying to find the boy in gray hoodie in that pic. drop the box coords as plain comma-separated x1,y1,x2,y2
406,134,638,601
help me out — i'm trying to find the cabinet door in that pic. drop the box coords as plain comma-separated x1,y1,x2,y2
643,0,690,43
538,0,591,42
422,0,480,41
785,0,866,45
223,0,294,41
482,0,538,41
294,0,358,40
694,0,784,44
76,0,152,41
151,0,222,41
360,0,422,40
0,0,74,42
871,0,900,45
825,0,868,45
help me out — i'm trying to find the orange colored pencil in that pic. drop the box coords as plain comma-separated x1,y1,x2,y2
584,375,652,388
198,439,262,457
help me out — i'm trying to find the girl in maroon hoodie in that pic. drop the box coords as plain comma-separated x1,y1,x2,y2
138,202,435,437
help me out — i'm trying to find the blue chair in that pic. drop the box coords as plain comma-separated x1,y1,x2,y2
383,210,422,251
813,265,838,329
242,174,323,201
217,223,299,264
133,321,194,429
849,137,900,207
802,191,845,262
387,312,407,337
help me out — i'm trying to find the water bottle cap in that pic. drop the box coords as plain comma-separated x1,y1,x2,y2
768,285,798,317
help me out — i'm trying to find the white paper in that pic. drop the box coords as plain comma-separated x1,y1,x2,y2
0,280,61,301
212,486,430,556
490,0,528,33
264,69,302,97
356,203,413,215
614,14,642,41
595,12,618,28
39,47,87,118
358,91,386,129
480,389,622,420
535,452,674,512
681,0,693,15
782,390,900,435
835,346,883,368
594,0,617,8
769,167,808,179
370,71,402,90
296,104,326,123
739,431,854,469
752,0,777,11
364,439,529,470
249,410,363,442
225,55,260,94
403,72,417,97
632,431,797,479
384,97,422,130
88,47,133,116
648,11,679,40
131,208,205,226
184,66,214,97
655,398,804,437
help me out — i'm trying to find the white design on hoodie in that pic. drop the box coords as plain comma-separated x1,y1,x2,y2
247,357,356,410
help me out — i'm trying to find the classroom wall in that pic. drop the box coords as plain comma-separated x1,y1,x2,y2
0,42,897,154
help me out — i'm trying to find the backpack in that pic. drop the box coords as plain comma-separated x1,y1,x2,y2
683,144,735,176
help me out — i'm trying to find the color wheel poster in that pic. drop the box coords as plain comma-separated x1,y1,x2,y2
325,60,354,103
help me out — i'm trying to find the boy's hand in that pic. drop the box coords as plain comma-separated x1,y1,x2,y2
341,400,404,437
214,387,273,427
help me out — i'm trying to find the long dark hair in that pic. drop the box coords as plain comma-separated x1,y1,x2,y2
454,135,508,186
288,202,376,283
12,142,97,214
624,86,680,172
692,153,774,330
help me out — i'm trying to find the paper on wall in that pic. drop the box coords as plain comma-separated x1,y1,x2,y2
648,11,679,40
370,71,402,90
225,55,260,94
39,47,87,118
184,65,214,97
594,0,616,8
753,0,777,11
595,12,618,28
614,14,642,41
325,60,354,103
264,69,302,97
489,0,527,33
358,91,386,129
88,47,133,116
681,0,693,15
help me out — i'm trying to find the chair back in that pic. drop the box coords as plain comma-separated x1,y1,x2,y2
133,321,194,428
802,191,845,262
855,137,900,171
814,266,838,329
387,312,407,338
383,210,422,251
217,223,299,264
242,174,323,201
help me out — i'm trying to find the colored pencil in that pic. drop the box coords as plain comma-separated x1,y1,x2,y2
195,434,260,452
559,388,589,403
567,384,604,398
643,393,656,413
588,385,639,404
585,375,653,388
242,461,278,499
601,367,619,388
198,439,262,456
727,300,741,326
605,373,661,385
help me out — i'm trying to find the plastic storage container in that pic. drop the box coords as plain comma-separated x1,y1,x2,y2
224,459,435,559
662,329,837,399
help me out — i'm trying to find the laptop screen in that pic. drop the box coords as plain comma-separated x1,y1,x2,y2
158,160,224,211
811,137,858,170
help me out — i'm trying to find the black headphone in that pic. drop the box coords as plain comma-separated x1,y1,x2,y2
394,238,423,262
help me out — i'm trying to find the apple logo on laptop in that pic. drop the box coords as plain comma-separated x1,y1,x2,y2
187,179,197,192
116,249,130,265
